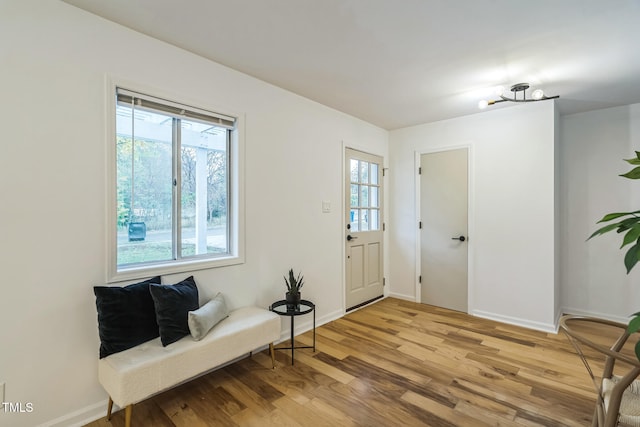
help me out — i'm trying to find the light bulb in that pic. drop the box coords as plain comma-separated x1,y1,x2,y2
478,100,488,109
532,89,544,100
494,85,505,96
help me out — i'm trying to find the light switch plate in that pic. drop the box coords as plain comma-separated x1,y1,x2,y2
322,200,331,213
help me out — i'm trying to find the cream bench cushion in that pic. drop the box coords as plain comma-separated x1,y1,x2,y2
98,305,280,408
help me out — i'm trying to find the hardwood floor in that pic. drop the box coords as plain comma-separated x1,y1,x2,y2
86,298,613,427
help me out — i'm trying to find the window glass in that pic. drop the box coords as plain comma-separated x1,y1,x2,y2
360,161,369,184
370,209,379,230
370,186,379,208
350,159,359,183
360,209,369,231
116,108,173,265
350,184,359,207
370,163,378,185
360,185,369,207
180,119,228,258
350,209,359,232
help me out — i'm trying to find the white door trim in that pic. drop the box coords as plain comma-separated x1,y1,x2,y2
414,144,475,313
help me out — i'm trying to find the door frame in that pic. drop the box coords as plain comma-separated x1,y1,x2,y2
414,145,475,312
342,141,387,313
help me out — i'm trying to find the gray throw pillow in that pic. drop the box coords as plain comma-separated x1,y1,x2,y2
188,293,229,341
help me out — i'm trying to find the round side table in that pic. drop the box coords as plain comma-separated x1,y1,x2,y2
269,299,316,365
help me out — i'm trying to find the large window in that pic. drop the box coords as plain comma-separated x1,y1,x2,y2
111,87,241,278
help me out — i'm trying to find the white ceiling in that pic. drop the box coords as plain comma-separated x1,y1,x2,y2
63,0,640,130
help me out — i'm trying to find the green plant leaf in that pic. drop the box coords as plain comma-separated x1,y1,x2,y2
629,315,640,334
624,242,640,274
598,211,640,223
635,340,640,362
284,269,303,293
620,166,640,179
589,222,626,239
625,152,640,164
617,217,640,233
622,227,640,248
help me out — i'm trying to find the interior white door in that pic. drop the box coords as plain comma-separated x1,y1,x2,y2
420,148,468,312
345,148,384,311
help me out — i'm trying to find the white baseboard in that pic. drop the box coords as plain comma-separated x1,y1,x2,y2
37,400,107,427
471,309,559,334
317,308,344,327
387,292,417,302
561,306,630,324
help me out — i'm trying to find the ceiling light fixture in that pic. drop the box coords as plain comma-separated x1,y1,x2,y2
478,83,559,109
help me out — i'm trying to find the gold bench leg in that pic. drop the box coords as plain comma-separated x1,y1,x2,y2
269,342,276,369
125,404,132,427
107,397,114,420
106,398,132,427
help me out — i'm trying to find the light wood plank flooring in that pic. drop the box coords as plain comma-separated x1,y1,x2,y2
86,297,613,427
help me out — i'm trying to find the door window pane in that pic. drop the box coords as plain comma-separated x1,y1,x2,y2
360,161,369,184
370,209,379,230
350,184,359,207
370,186,378,208
360,185,369,207
360,209,369,231
350,159,359,183
370,163,379,185
350,209,359,232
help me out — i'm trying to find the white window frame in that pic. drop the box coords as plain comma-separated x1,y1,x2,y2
106,77,245,282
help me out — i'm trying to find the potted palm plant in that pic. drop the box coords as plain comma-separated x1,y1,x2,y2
284,269,304,310
589,151,640,358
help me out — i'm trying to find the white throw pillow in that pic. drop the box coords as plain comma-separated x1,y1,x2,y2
188,293,229,341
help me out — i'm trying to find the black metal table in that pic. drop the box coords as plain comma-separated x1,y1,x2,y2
269,299,316,365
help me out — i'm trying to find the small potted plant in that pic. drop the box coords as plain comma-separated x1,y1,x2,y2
284,269,304,310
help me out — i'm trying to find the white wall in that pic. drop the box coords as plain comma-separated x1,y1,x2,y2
388,101,559,331
560,104,640,321
0,1,387,426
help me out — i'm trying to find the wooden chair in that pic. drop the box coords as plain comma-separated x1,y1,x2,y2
560,315,640,427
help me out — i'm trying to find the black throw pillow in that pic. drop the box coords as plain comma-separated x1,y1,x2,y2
94,276,161,358
149,276,199,346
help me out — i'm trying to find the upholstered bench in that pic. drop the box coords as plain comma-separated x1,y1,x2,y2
98,306,280,427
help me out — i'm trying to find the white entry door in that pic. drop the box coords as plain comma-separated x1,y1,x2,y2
420,148,468,312
345,148,384,311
